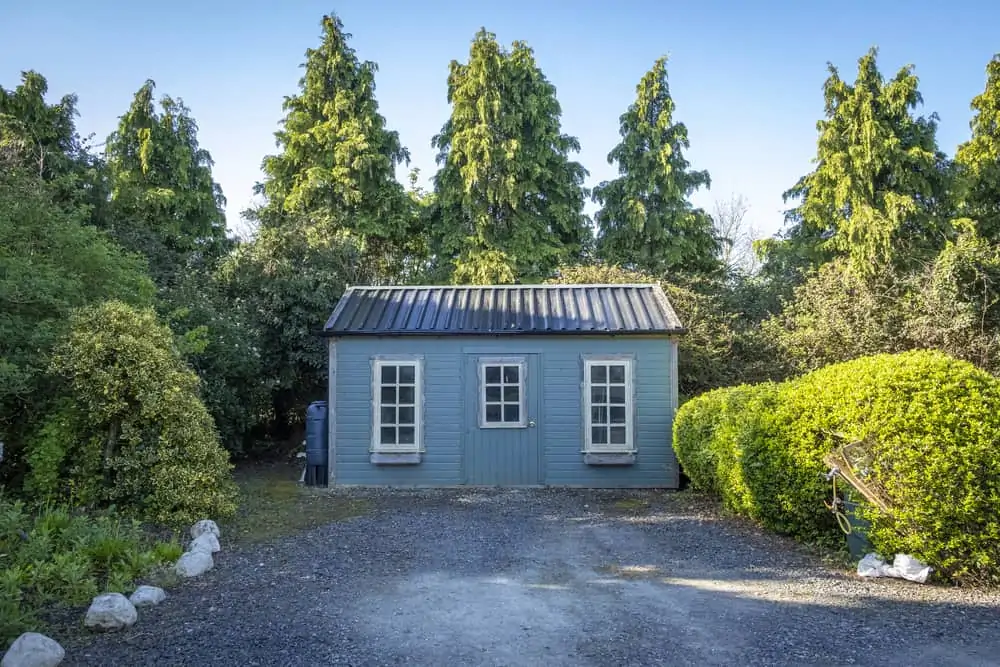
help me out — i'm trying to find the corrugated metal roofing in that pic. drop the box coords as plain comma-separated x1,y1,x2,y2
322,284,685,336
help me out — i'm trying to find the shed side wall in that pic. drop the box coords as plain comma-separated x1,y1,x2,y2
333,336,677,488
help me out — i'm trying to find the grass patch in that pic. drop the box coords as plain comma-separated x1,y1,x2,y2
224,463,369,545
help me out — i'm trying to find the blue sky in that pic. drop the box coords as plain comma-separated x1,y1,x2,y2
2,1,999,240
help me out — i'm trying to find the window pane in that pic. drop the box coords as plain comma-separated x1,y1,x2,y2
485,385,502,402
380,386,396,404
380,365,397,384
610,406,626,424
485,404,502,422
398,364,415,384
398,426,415,445
398,406,414,425
398,386,415,404
380,406,396,425
591,406,608,425
591,386,607,404
503,365,519,384
610,426,627,445
503,385,519,402
609,385,626,405
590,365,607,383
503,404,520,423
380,426,396,445
608,364,626,384
485,366,501,383
591,426,608,445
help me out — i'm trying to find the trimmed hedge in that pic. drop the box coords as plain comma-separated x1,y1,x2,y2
673,350,1000,585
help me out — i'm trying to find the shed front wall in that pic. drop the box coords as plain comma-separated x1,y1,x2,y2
330,335,678,488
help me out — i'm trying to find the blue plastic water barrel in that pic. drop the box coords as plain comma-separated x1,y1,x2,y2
305,401,329,467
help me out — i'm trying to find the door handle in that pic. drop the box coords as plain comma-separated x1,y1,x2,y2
528,419,536,428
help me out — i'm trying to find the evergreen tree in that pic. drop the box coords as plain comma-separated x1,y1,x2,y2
104,80,230,286
0,71,107,217
763,47,947,280
253,12,412,277
955,54,1000,240
593,57,720,277
430,28,590,283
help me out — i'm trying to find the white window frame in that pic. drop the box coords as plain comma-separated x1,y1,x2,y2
582,355,635,453
478,356,527,429
371,355,424,453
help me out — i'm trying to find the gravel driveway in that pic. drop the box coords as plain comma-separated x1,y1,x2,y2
68,489,999,666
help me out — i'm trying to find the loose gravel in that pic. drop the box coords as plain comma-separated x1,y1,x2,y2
66,489,1000,666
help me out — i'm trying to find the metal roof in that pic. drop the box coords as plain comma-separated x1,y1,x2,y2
322,284,685,337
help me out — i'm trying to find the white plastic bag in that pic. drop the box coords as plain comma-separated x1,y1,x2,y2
857,553,931,583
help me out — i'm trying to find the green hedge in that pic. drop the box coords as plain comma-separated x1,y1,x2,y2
673,350,1000,585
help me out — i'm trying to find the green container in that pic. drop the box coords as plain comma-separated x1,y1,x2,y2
843,497,873,559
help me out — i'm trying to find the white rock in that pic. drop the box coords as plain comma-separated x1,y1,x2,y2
128,585,166,607
190,519,220,540
189,532,220,554
84,593,138,631
174,550,214,578
1,632,64,667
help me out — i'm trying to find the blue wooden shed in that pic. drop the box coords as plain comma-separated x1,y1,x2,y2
320,284,685,488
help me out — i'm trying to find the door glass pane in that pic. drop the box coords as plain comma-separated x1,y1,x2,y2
590,386,607,404
503,404,520,423
591,426,608,445
503,385,519,402
380,426,396,445
591,406,608,425
485,365,502,383
485,385,502,402
503,365,519,384
590,365,607,383
380,365,396,384
397,406,414,425
609,385,626,405
398,364,415,384
398,386,415,404
485,404,502,422
380,386,396,404
398,426,415,445
610,426,627,445
610,406,626,424
380,406,396,424
608,364,626,384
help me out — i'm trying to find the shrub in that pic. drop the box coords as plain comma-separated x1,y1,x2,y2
0,497,179,644
673,350,1000,584
25,301,239,527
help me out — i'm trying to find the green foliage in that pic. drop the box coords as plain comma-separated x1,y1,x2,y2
764,259,909,373
904,220,1000,370
0,166,154,471
673,351,1000,584
548,263,788,398
103,80,231,287
254,14,413,260
765,47,948,280
0,496,179,644
954,55,1000,240
430,28,591,283
28,301,238,526
593,57,721,278
217,224,363,438
162,273,271,455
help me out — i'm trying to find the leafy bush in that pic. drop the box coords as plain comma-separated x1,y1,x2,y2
24,300,239,527
673,350,1000,584
0,497,180,644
